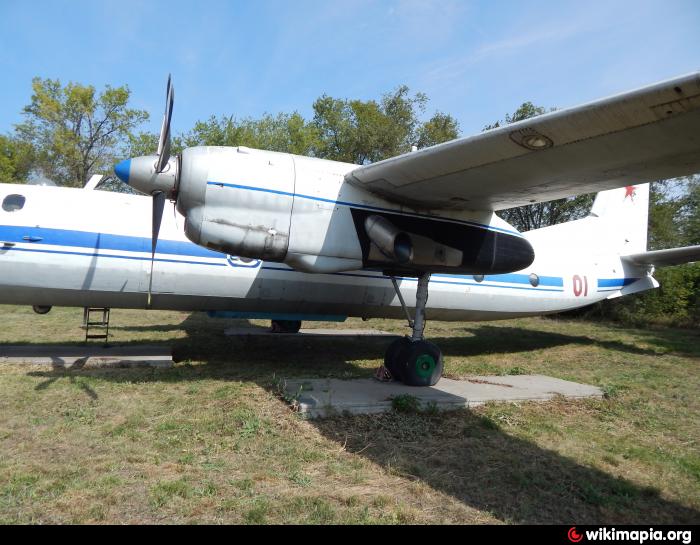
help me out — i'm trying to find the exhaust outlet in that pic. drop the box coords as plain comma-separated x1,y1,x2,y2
364,215,413,263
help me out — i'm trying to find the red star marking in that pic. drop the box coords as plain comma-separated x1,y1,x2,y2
624,185,637,200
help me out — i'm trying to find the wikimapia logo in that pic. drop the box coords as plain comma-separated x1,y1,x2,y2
567,527,693,544
569,528,584,543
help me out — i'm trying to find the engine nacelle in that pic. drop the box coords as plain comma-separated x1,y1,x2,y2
177,146,294,261
174,146,534,275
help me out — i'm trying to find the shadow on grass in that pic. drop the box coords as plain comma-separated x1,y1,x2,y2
313,410,700,524
19,312,700,524
438,325,666,358
13,311,696,387
6,312,696,361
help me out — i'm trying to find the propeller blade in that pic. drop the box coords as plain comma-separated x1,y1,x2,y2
147,191,166,307
155,75,174,173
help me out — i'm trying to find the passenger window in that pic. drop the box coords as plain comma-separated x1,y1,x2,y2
2,194,26,212
529,273,540,287
473,274,484,283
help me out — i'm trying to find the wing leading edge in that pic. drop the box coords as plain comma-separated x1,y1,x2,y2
345,72,700,211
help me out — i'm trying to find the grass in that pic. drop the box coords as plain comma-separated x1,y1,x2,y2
0,304,698,524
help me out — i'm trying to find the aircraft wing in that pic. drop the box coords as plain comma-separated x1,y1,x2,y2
622,245,700,268
345,72,700,211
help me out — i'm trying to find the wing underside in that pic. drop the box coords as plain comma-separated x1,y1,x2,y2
345,72,700,211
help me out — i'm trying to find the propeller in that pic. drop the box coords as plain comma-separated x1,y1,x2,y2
113,76,178,308
146,76,175,307
113,76,177,199
147,191,166,307
155,75,174,174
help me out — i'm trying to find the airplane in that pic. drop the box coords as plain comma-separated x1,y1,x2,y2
1,73,699,387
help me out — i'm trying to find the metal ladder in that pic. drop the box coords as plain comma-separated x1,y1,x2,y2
83,307,110,344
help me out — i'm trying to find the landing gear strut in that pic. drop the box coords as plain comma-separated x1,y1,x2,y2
384,273,443,387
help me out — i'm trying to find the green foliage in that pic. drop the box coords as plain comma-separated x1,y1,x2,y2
179,112,319,156
685,180,700,245
482,101,550,131
174,85,458,166
0,135,33,183
485,102,593,231
581,263,700,327
15,77,148,187
3,78,456,189
311,86,422,163
124,131,160,158
311,85,457,163
415,112,460,149
391,394,422,413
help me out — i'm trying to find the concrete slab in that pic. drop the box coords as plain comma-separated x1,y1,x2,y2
224,327,397,338
0,344,173,368
282,375,604,418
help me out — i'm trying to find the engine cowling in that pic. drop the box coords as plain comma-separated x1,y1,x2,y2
177,146,294,261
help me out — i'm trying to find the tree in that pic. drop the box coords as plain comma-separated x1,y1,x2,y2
178,85,459,165
0,134,33,183
311,86,458,164
679,175,699,246
123,131,160,158
484,102,593,231
15,78,148,187
176,113,319,156
416,112,460,149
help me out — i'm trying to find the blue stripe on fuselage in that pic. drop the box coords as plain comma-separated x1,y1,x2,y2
0,224,221,259
598,278,638,288
0,224,570,291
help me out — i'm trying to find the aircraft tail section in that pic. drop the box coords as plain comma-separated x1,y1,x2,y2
588,183,649,255
523,183,650,259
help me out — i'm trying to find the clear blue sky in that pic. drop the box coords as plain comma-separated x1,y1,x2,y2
1,0,698,139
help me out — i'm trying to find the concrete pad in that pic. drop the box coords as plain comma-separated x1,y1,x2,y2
282,375,604,418
224,327,397,338
0,344,173,368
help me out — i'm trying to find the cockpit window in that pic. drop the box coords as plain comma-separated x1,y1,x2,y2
2,194,26,212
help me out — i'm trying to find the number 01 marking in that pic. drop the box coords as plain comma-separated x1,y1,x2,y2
573,275,588,297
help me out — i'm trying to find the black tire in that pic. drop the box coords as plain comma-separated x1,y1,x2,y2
384,337,411,382
401,340,443,387
271,320,302,333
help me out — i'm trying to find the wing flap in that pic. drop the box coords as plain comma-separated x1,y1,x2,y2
345,72,700,211
622,245,700,268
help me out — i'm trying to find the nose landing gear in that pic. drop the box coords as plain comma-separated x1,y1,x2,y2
384,273,443,387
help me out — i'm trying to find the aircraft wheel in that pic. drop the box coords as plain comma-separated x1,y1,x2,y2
401,340,443,387
384,337,411,381
271,320,302,333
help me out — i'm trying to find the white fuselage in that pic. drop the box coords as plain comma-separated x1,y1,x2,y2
0,173,648,322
